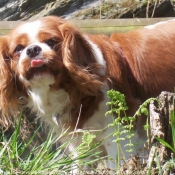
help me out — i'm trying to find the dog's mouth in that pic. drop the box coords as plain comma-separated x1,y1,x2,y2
26,59,57,80
31,59,45,68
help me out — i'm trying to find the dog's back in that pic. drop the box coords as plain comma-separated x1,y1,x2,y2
111,19,175,101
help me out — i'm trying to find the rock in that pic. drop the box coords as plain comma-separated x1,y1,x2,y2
119,0,175,18
0,0,8,7
0,0,86,20
0,0,174,21
0,0,101,21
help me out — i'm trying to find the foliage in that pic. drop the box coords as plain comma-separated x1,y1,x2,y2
0,114,103,174
105,89,157,172
1,89,175,174
106,90,136,158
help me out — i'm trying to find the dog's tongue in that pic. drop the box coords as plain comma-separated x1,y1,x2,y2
31,60,45,68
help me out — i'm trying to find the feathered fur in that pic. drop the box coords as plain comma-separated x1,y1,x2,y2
1,16,175,170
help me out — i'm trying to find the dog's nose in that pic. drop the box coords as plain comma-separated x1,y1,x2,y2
26,45,42,58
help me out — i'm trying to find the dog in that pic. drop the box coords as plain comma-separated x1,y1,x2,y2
110,19,175,102
0,16,174,171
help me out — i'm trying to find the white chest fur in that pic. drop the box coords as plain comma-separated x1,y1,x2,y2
27,76,70,125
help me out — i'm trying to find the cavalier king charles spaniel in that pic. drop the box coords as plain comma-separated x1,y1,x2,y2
0,16,175,171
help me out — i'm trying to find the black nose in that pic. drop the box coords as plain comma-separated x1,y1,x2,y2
26,45,42,58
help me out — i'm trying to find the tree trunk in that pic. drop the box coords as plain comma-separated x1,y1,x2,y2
147,91,174,172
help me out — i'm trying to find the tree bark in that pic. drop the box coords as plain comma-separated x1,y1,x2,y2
147,91,174,169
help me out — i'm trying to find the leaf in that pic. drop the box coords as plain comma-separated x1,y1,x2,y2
155,136,175,153
171,109,175,149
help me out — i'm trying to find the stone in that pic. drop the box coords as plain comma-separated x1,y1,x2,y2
0,0,174,21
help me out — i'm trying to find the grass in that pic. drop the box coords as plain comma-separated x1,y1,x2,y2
0,113,105,174
0,89,175,174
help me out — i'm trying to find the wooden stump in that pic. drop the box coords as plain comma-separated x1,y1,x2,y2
147,91,174,170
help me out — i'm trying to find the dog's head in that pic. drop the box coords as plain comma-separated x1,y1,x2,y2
0,16,105,119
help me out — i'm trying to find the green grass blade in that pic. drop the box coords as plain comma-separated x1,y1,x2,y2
171,108,175,149
155,151,163,175
13,112,23,143
147,146,156,175
19,123,42,156
155,136,175,152
0,141,9,158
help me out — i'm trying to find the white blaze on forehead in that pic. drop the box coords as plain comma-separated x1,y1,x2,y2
17,20,42,42
145,19,175,29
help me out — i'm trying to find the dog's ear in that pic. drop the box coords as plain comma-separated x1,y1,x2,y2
59,23,105,95
0,36,19,118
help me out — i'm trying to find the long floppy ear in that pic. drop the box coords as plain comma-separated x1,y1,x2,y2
59,23,105,95
0,36,20,119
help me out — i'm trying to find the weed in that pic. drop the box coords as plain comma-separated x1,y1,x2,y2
105,89,156,171
0,114,104,174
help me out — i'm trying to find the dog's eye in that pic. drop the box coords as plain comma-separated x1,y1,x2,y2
45,39,57,48
14,45,24,53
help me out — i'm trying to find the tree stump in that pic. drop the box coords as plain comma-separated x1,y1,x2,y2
147,91,174,172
